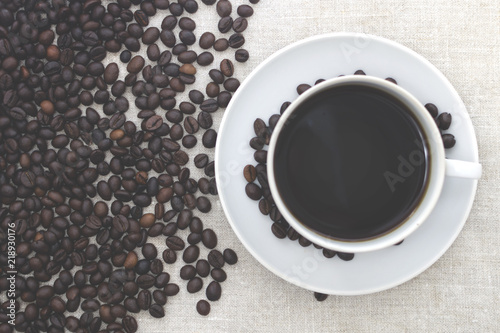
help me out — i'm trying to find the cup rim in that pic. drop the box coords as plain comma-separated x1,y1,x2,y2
266,75,446,253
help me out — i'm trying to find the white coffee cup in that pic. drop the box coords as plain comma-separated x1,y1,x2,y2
267,76,482,253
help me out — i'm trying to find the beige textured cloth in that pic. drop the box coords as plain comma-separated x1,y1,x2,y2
78,0,500,332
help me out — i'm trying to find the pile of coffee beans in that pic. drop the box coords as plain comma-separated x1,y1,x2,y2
0,0,257,332
243,71,456,301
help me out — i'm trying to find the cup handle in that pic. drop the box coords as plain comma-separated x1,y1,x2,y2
445,159,482,179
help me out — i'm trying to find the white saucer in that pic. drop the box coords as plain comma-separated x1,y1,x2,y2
214,33,479,295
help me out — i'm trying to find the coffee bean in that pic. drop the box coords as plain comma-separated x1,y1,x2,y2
270,222,287,239
163,249,177,264
220,59,234,77
207,250,224,268
425,103,439,118
185,277,203,294
209,267,227,283
337,252,355,261
245,183,262,200
122,316,138,333
195,259,211,278
224,78,240,92
180,264,197,280
442,134,456,148
223,249,238,265
217,0,232,16
235,49,249,62
297,83,311,94
437,112,452,130
196,300,211,316
206,281,222,301
314,292,328,302
134,10,149,26
198,52,214,66
199,32,216,49
323,249,337,258
127,56,145,74
193,229,216,251
149,304,165,318
166,236,185,251
238,4,254,17
228,33,245,48
164,283,180,296
202,129,217,148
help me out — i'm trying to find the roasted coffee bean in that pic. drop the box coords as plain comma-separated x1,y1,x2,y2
223,249,238,265
322,249,337,258
198,52,214,66
296,83,311,95
199,32,216,49
198,112,213,129
202,229,218,249
442,134,456,148
218,16,233,33
187,277,203,293
245,183,262,200
196,300,210,316
202,129,217,148
425,103,439,118
235,49,249,62
237,4,254,17
228,33,245,48
298,236,312,247
163,249,177,264
216,0,232,17
166,236,185,251
211,268,227,282
180,264,197,280
207,250,224,268
220,59,234,77
338,252,355,261
206,281,222,301
196,259,211,277
196,197,211,213
314,292,328,302
164,283,180,296
183,245,200,263
437,112,452,130
271,222,287,239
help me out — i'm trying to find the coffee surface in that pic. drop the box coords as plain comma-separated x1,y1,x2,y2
274,85,428,240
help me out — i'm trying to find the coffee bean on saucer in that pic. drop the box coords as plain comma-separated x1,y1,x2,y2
314,293,328,302
296,84,311,95
243,165,257,182
280,101,291,114
271,223,287,239
298,236,312,247
425,103,439,118
287,227,300,241
322,249,337,258
337,252,355,261
385,77,398,84
442,134,456,148
354,69,366,75
437,113,452,130
196,300,211,316
245,183,262,200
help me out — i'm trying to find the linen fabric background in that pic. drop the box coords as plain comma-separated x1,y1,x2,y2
58,0,500,332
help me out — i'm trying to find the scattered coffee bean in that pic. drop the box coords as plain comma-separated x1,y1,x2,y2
196,300,211,316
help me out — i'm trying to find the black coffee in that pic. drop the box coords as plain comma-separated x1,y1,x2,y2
274,85,428,240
